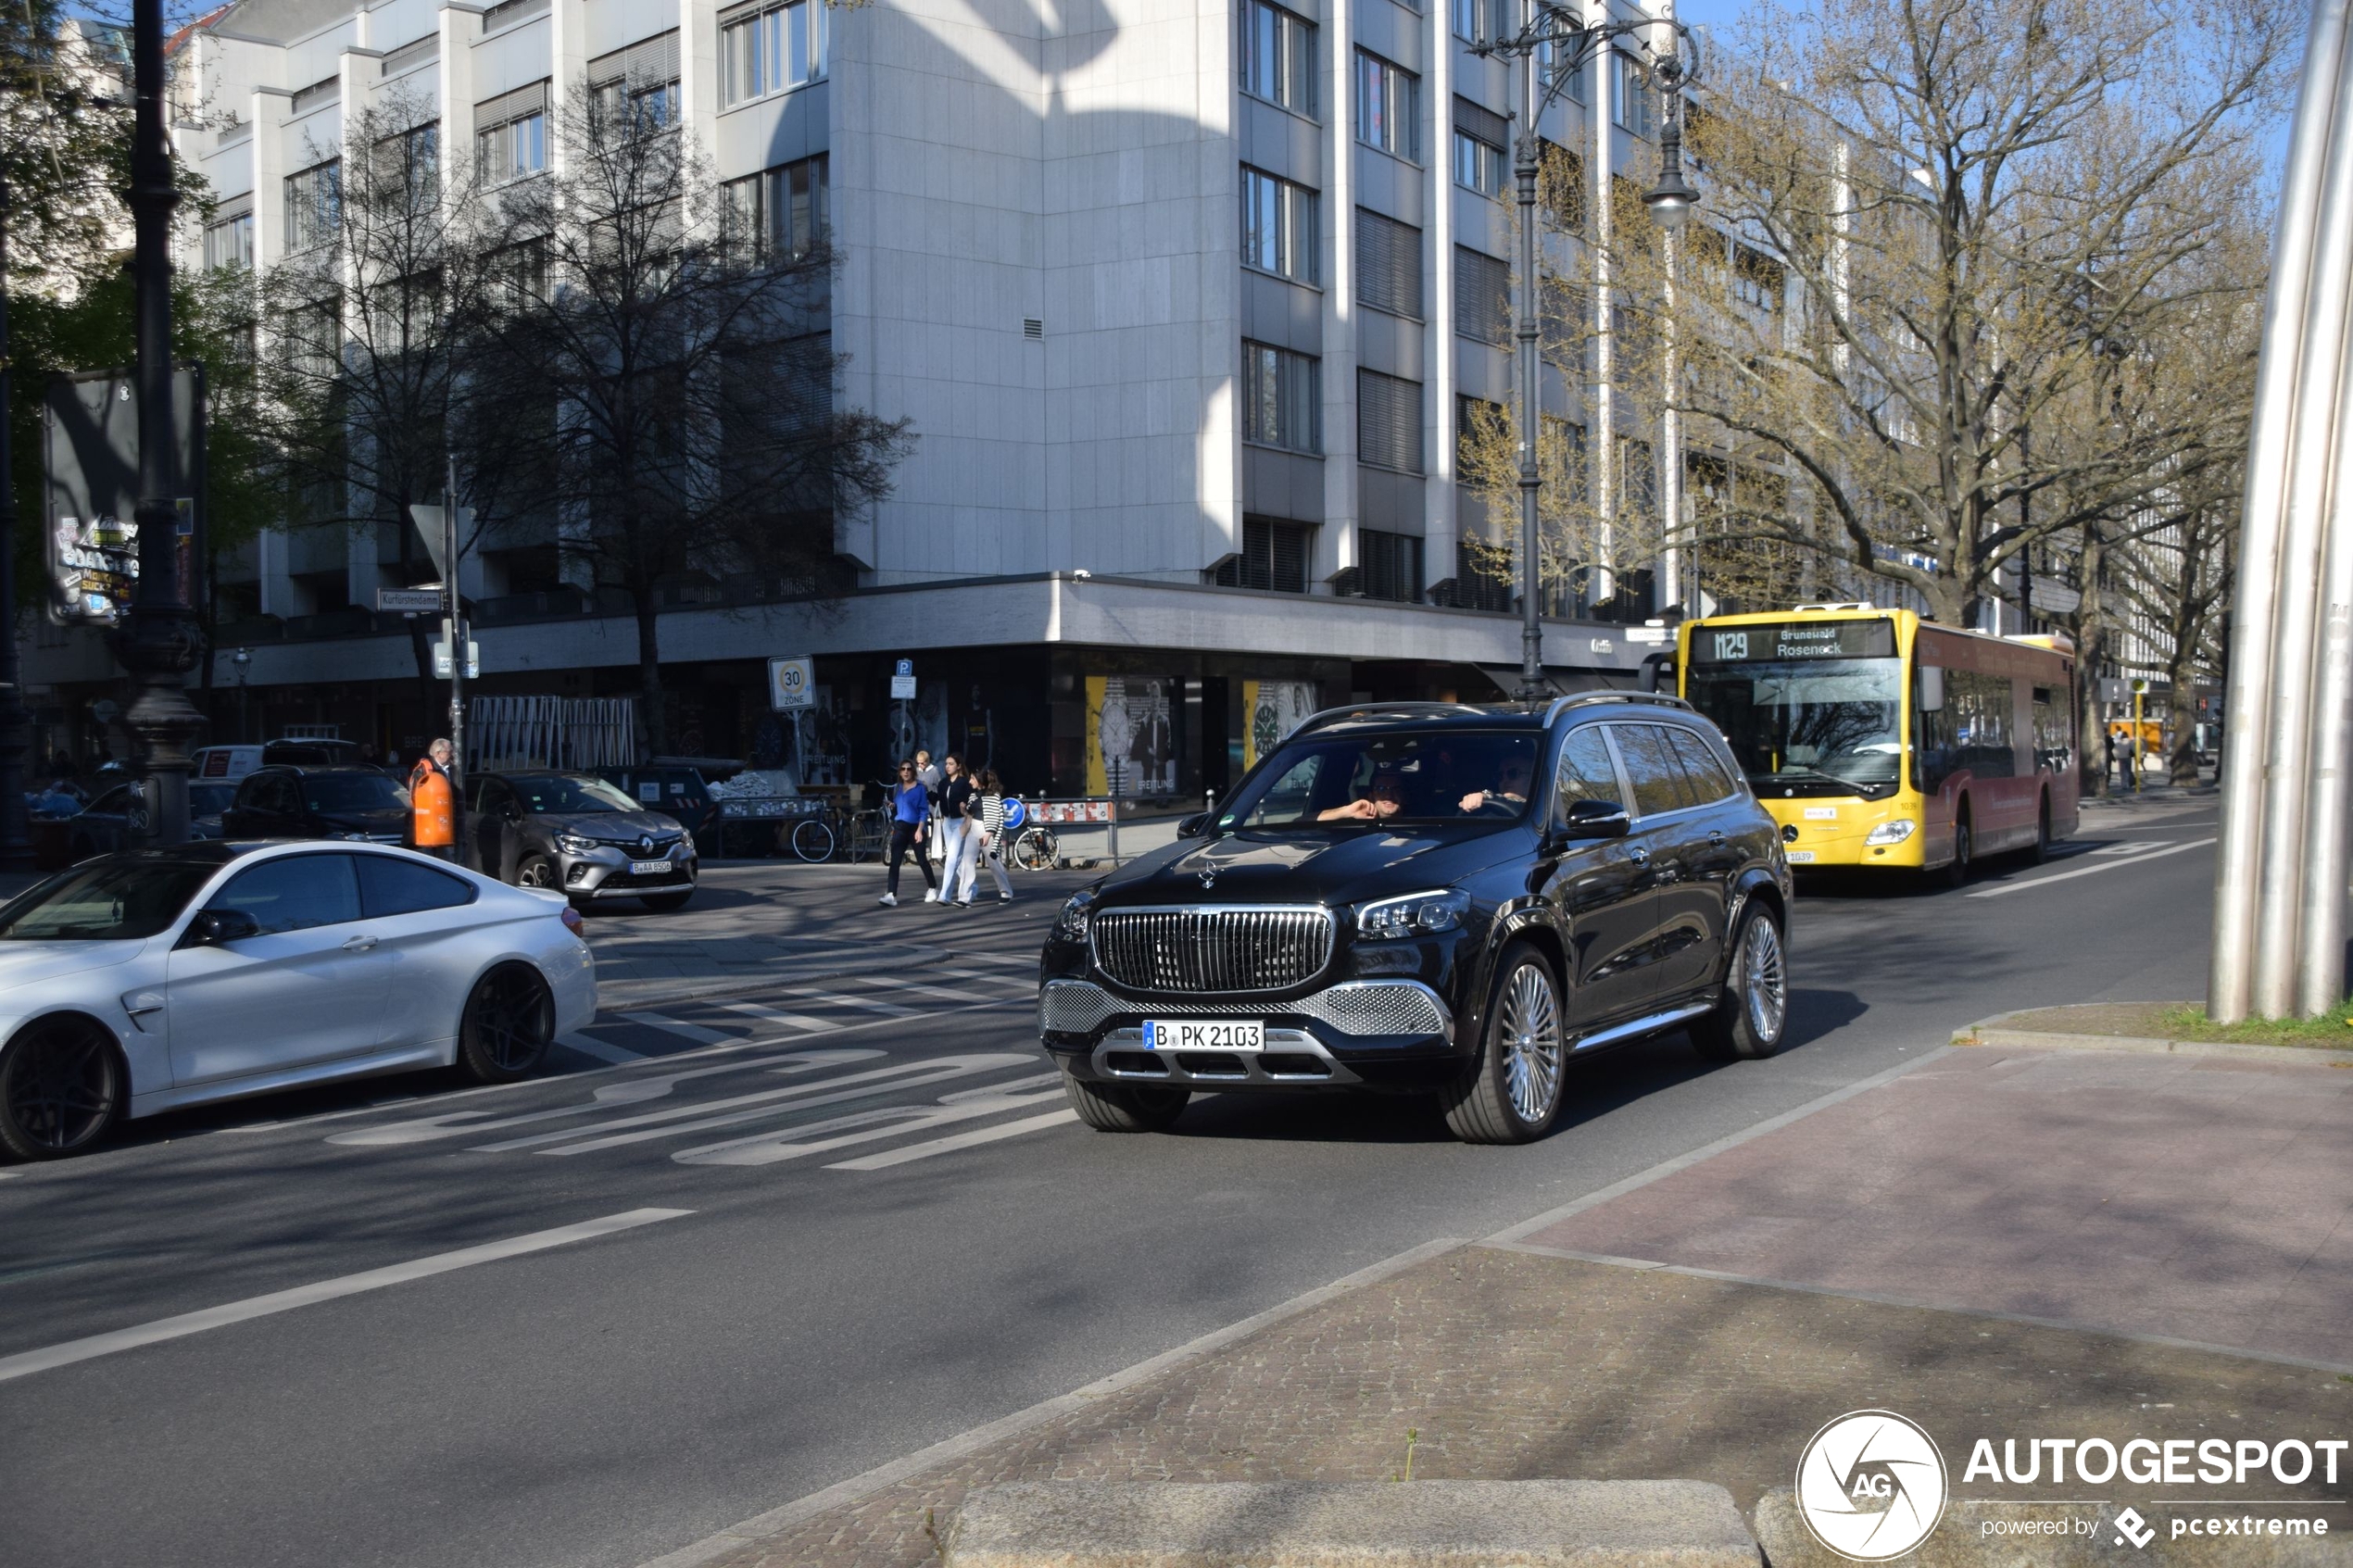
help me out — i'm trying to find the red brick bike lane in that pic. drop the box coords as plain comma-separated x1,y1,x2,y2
1516,1046,2353,1371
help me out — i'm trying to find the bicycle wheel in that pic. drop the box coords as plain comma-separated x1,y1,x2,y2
790,818,837,862
1013,826,1059,871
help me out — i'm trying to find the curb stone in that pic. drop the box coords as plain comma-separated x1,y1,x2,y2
1954,1008,2353,1069
945,1479,1760,1568
1753,1489,2350,1566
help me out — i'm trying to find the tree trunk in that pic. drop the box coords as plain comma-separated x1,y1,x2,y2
634,587,666,758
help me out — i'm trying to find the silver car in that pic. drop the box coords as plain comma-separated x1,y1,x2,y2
0,842,598,1160
465,771,699,911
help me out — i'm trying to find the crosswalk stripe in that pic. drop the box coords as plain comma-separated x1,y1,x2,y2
866,974,1002,1004
619,1012,740,1045
825,1110,1078,1170
723,1000,841,1033
673,1085,1067,1166
559,1033,645,1065
786,990,918,1016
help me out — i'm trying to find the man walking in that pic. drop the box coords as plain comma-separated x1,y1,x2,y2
409,739,458,862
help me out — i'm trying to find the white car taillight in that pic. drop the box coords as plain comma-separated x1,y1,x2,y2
560,906,585,937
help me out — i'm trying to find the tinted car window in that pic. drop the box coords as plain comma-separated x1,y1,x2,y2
86,784,137,816
1611,725,1696,818
189,783,238,818
1226,732,1542,827
0,859,221,941
300,773,409,814
508,775,640,813
356,855,475,918
211,854,362,935
1554,727,1622,814
1665,727,1739,805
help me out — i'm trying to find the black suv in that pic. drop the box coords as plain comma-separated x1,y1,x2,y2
220,764,411,845
1038,696,1793,1145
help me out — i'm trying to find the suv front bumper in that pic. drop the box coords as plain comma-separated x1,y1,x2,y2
1039,976,1461,1089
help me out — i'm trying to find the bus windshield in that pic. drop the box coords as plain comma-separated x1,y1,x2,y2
1685,658,1905,799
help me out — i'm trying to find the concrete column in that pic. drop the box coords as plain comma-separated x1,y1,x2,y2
1319,0,1360,588
1588,0,1612,603
1426,0,1455,594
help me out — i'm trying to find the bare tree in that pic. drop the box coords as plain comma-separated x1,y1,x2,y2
472,87,908,753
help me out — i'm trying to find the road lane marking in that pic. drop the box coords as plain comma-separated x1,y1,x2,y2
672,1085,1067,1165
620,1012,740,1045
723,1000,840,1033
329,1050,883,1147
0,1208,689,1385
1966,836,2216,898
559,1033,645,1064
504,1054,1037,1154
825,1109,1079,1170
866,973,1024,1004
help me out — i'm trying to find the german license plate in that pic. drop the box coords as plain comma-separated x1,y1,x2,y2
1143,1020,1264,1052
1785,850,1817,864
629,859,672,875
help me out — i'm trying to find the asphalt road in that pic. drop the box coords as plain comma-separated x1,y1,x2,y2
0,795,2221,1568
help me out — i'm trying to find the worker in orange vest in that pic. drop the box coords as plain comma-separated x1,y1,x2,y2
409,738,457,860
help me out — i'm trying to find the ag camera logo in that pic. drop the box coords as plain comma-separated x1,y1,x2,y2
1796,1410,1949,1562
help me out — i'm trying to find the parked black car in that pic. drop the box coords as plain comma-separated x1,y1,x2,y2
464,771,698,910
220,764,411,845
1038,695,1793,1145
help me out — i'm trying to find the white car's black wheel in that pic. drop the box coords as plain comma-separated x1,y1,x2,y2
0,1016,122,1161
1692,905,1790,1062
458,965,555,1084
1440,941,1566,1145
1060,1064,1188,1132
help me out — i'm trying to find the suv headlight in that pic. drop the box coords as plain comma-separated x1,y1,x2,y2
1864,818,1918,846
1356,888,1472,941
556,832,600,855
1054,888,1097,940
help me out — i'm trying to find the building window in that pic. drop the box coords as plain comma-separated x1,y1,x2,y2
1455,246,1510,345
1358,529,1424,602
205,207,255,270
592,31,683,132
722,153,829,263
1447,538,1516,610
1239,0,1315,117
1354,51,1419,162
1242,341,1322,454
475,83,548,184
1731,241,1783,313
377,121,439,212
1241,166,1317,283
1451,0,1505,45
1453,129,1504,196
1214,518,1313,593
284,158,341,250
1612,51,1654,136
720,0,827,108
1354,207,1422,320
1457,395,1505,468
1357,368,1423,474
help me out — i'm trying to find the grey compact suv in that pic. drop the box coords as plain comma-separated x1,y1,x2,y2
464,771,698,911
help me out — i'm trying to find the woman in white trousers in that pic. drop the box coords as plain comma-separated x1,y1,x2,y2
955,769,1015,904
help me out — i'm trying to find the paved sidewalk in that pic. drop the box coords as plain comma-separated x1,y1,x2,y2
662,1043,2353,1568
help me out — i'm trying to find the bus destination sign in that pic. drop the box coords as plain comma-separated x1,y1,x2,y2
1692,619,1896,663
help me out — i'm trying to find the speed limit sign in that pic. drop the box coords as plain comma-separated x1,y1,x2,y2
767,655,815,710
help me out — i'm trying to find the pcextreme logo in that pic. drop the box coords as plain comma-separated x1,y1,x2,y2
1795,1410,1951,1562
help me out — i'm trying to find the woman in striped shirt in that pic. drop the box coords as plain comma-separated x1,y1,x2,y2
955,768,1015,906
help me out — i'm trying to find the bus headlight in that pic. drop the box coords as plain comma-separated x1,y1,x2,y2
1865,818,1918,846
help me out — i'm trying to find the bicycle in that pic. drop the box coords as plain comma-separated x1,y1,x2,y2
787,813,837,862
1008,820,1060,871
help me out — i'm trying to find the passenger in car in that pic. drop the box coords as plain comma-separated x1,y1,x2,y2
1316,768,1410,822
1457,753,1535,814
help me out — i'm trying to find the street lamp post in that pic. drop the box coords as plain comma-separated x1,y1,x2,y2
115,0,206,847
0,180,34,869
1475,7,1697,701
232,648,251,742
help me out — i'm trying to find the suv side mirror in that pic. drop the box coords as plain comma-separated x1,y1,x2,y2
1559,799,1632,841
188,908,261,946
1176,811,1210,839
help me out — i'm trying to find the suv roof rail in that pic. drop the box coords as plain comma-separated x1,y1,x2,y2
1292,701,1494,736
1541,690,1694,724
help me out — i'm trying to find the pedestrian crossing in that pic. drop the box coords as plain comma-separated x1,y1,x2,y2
323,949,1076,1173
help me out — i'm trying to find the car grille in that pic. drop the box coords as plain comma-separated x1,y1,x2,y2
1088,908,1332,994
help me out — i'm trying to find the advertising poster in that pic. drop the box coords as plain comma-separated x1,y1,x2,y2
1242,680,1319,771
1086,675,1176,797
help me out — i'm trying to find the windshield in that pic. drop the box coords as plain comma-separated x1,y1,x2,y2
301,774,410,814
511,775,640,814
1685,658,1905,800
190,784,237,817
0,859,222,941
1218,731,1541,829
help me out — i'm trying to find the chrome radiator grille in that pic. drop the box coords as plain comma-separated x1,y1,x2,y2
1089,907,1333,993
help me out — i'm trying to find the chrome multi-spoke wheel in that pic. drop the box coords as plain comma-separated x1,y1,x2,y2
0,1018,120,1161
1441,944,1567,1144
1499,962,1566,1126
1692,905,1791,1063
458,965,555,1084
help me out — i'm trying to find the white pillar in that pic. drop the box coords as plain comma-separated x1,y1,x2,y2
1321,0,1360,589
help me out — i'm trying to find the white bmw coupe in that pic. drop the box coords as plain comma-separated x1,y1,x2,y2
0,841,598,1160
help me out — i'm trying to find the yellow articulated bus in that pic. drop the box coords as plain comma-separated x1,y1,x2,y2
1676,605,2080,884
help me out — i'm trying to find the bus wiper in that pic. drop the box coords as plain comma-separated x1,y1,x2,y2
1768,767,1873,792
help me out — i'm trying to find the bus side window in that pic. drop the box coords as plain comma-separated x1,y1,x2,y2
1915,666,1957,792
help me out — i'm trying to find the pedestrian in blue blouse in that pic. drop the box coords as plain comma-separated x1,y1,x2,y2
879,760,937,907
